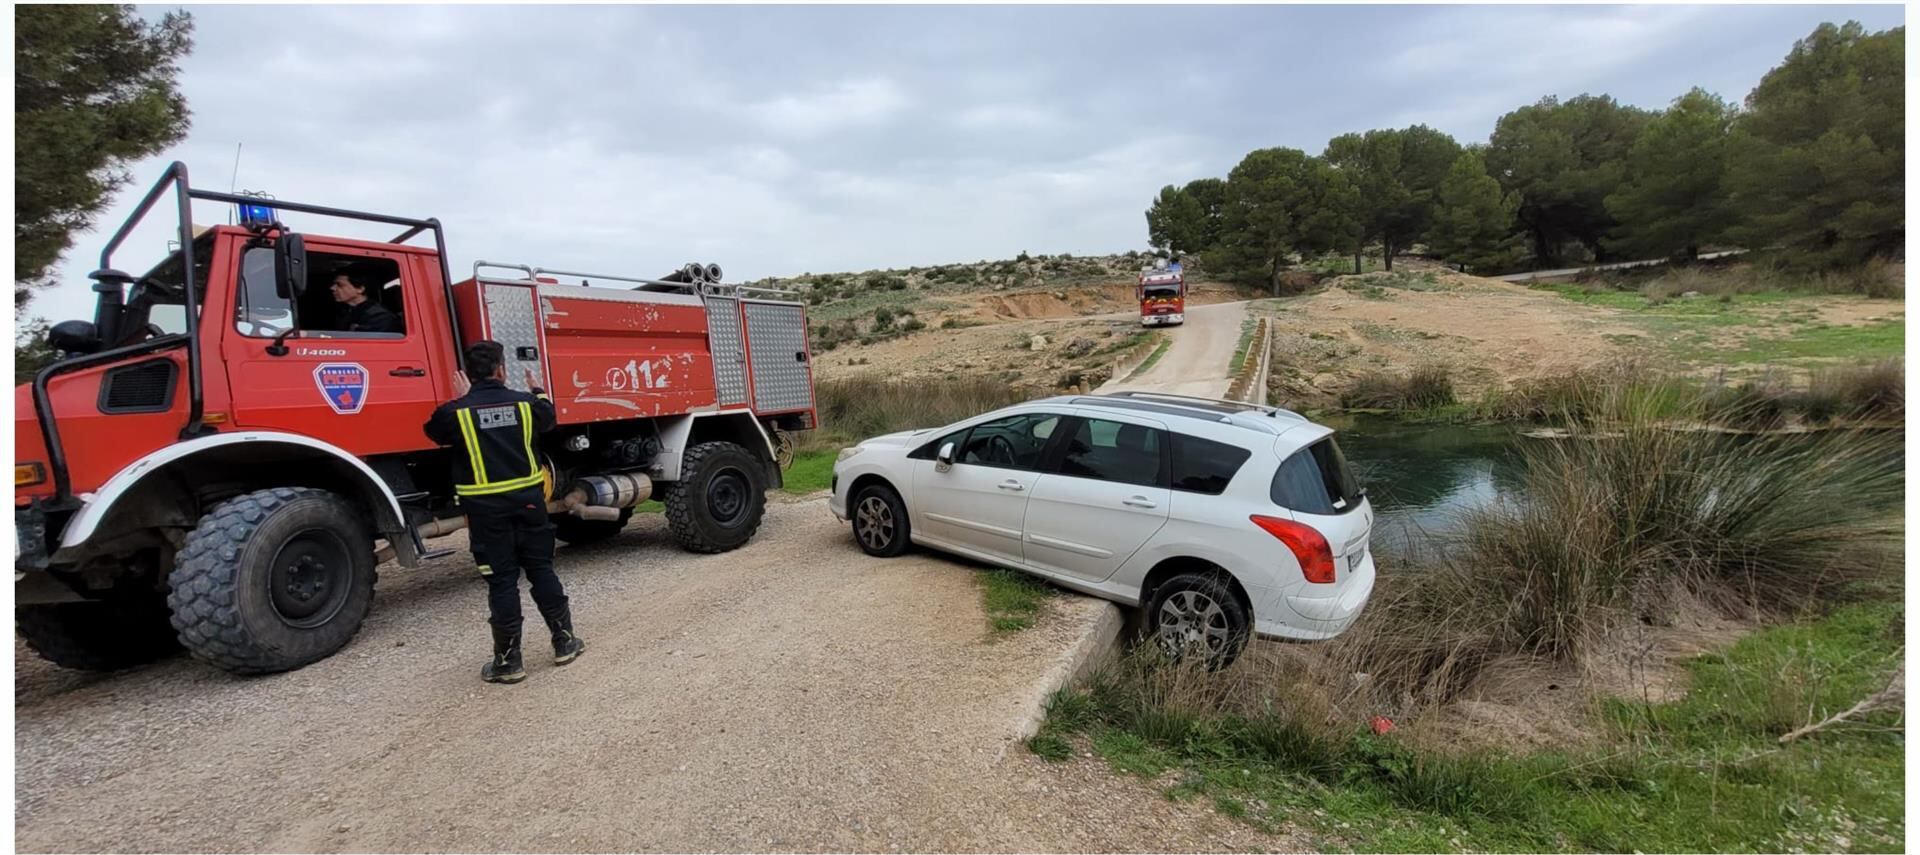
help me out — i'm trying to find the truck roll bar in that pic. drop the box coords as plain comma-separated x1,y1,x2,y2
35,161,464,504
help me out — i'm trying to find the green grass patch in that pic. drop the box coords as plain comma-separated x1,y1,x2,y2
633,499,664,514
1043,604,1905,852
781,449,836,495
1229,315,1258,368
1125,336,1172,381
1531,283,1903,366
1027,732,1072,762
1722,319,1905,363
980,568,1050,634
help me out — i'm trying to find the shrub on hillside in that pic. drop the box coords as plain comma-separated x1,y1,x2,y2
1341,366,1456,411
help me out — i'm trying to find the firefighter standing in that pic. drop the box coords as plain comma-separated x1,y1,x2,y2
423,341,586,684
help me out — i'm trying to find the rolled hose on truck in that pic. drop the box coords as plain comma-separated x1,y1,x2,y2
372,471,652,563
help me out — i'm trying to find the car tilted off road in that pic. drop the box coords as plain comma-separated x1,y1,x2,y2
830,391,1376,668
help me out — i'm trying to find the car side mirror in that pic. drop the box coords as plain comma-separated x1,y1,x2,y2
273,233,307,299
935,442,955,472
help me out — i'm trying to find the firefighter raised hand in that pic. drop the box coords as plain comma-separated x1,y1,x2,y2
452,368,471,398
422,341,578,685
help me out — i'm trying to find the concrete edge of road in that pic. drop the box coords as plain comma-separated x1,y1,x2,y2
1000,599,1126,758
1100,332,1165,389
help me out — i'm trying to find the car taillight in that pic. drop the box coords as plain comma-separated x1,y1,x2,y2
1250,514,1335,584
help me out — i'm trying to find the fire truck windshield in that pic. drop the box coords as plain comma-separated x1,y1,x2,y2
114,233,210,340
135,233,213,301
1143,285,1181,300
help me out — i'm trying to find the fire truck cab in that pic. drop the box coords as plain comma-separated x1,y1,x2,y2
1137,259,1185,327
15,163,816,675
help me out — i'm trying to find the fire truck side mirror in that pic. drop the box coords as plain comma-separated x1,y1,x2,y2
48,320,102,356
273,233,308,300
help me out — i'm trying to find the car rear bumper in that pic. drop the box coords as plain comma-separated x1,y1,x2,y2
1255,551,1375,641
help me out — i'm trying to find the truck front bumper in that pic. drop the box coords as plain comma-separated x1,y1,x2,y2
1142,313,1185,326
15,501,51,576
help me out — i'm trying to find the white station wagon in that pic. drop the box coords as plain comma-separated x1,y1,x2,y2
829,392,1376,665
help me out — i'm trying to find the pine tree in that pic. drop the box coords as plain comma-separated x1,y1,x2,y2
1429,151,1523,274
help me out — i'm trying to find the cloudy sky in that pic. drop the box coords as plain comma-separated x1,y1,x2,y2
25,3,1904,325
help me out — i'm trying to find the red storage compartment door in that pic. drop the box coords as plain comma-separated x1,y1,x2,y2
535,285,720,423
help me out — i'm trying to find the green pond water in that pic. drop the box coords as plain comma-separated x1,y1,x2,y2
1326,415,1905,552
1322,415,1528,549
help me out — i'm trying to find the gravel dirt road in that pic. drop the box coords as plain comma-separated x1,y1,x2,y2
16,498,1299,853
1098,301,1250,398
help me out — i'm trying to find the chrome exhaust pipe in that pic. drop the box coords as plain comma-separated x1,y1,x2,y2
550,472,654,521
374,472,654,563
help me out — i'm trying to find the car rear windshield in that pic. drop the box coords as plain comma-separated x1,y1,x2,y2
1170,433,1251,495
1269,436,1363,515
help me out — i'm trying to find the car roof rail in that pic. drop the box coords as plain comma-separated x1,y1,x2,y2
1095,390,1302,419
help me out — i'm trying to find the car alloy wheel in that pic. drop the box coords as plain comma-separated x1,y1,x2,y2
855,495,896,551
1156,589,1231,659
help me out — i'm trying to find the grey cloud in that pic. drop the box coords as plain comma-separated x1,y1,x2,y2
26,4,1905,326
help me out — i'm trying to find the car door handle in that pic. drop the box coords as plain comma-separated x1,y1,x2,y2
1123,496,1157,509
998,480,1026,492
389,367,426,377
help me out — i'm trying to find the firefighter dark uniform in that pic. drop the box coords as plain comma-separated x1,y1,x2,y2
423,377,585,683
342,298,403,334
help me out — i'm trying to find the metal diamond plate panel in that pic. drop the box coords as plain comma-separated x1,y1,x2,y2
482,282,543,393
743,300,814,414
704,295,748,406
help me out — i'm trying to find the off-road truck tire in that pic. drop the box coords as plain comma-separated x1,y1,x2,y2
17,597,180,671
168,487,377,674
551,508,636,546
662,441,767,554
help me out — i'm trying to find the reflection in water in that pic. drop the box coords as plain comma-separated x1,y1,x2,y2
1322,415,1529,552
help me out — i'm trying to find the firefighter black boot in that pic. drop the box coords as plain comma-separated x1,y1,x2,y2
481,626,526,684
544,605,586,666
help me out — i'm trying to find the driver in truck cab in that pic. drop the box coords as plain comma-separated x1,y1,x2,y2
423,341,586,684
330,271,403,333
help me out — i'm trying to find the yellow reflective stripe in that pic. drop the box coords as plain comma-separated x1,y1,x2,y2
519,401,537,474
476,564,493,576
455,472,546,496
456,409,490,484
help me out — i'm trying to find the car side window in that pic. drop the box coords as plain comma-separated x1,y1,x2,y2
956,413,1060,470
1271,437,1364,515
1170,432,1252,495
1051,417,1166,488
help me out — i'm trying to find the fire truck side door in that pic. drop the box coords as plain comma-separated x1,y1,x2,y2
221,239,440,455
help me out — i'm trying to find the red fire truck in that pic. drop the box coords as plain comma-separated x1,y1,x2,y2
15,163,817,675
1137,260,1185,326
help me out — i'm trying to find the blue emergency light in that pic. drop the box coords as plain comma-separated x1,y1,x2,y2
238,202,277,227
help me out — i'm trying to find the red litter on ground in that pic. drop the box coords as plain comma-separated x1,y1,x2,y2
1370,716,1395,735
